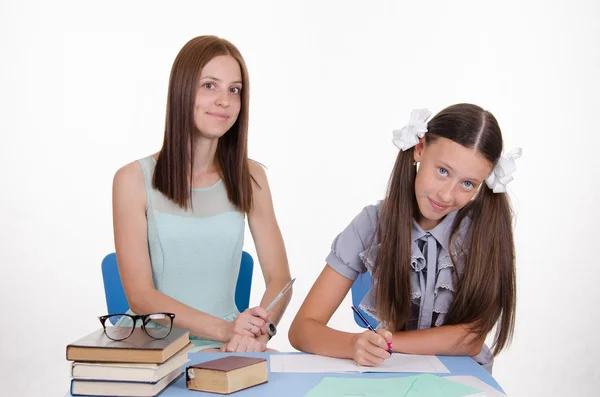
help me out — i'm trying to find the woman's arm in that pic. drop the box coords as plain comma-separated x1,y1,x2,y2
247,161,293,337
112,161,255,342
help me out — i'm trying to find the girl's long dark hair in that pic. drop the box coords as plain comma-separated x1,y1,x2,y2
374,103,516,355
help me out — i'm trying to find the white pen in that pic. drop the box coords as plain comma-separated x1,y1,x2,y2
263,278,295,340
265,278,296,312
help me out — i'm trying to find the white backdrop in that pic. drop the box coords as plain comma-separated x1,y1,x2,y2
1,1,599,396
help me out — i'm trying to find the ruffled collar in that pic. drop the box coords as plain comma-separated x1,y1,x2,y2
410,211,457,272
357,211,471,328
412,211,456,251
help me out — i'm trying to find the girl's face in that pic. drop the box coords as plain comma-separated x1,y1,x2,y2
413,137,493,230
193,55,243,139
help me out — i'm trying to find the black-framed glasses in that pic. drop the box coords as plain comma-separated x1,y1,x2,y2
98,312,176,341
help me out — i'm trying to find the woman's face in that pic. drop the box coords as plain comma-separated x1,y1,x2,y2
193,55,243,139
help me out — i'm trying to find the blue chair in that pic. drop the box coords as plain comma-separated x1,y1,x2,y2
351,271,379,328
101,251,254,325
235,251,254,313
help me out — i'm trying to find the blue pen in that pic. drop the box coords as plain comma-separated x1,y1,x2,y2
351,305,393,355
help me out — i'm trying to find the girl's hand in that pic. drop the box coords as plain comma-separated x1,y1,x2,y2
232,307,270,337
220,334,267,353
351,329,393,366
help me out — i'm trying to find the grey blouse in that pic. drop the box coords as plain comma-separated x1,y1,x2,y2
326,202,494,373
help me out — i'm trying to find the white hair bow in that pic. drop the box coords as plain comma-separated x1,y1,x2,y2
392,109,432,151
485,148,523,193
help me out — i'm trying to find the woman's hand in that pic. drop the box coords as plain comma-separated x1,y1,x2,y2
231,307,270,337
220,334,267,353
351,329,392,366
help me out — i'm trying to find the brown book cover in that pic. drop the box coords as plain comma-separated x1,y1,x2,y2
66,328,190,364
186,356,268,394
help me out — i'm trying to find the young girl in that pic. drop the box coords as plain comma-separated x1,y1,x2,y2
289,104,519,373
112,36,292,352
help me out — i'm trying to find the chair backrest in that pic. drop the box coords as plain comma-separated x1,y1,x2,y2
101,253,129,323
350,271,379,328
101,251,254,325
234,251,254,314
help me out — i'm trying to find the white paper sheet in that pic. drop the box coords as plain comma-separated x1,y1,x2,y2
444,375,508,396
269,353,450,373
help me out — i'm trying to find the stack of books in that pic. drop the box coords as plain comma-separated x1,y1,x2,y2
66,328,191,397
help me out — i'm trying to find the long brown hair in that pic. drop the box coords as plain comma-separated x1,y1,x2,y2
374,103,516,355
153,35,254,212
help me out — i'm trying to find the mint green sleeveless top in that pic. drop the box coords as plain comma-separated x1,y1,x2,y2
115,155,245,350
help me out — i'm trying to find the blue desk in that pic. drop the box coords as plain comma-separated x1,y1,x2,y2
67,352,505,396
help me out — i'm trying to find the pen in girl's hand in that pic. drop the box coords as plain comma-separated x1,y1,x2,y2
351,305,393,355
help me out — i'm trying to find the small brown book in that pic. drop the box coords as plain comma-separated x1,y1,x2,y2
186,356,268,394
66,328,190,364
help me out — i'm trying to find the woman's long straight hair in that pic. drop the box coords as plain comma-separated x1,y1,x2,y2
153,35,254,212
374,103,516,355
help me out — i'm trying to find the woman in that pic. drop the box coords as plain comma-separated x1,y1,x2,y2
112,35,292,352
